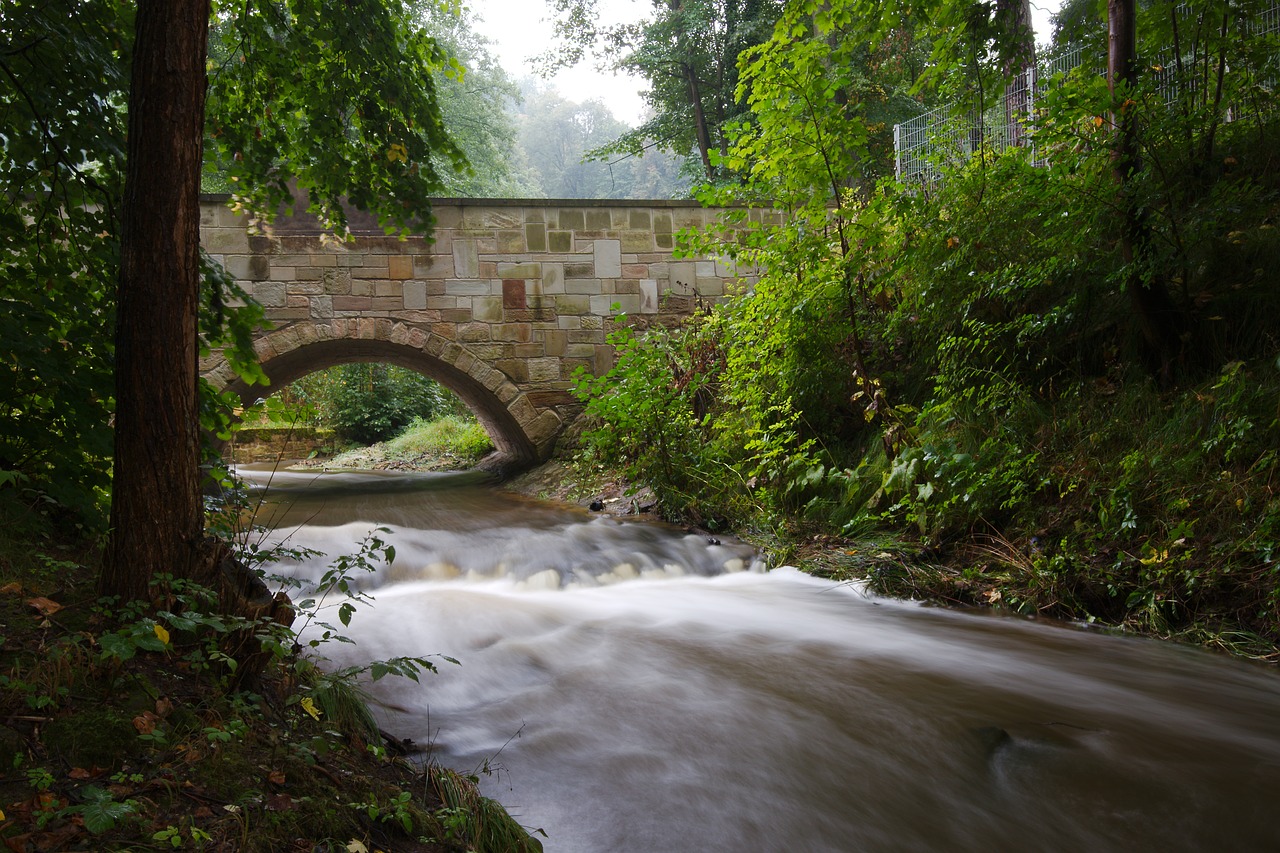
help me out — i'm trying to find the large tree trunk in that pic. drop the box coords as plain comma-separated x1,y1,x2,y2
1107,0,1183,380
101,0,212,602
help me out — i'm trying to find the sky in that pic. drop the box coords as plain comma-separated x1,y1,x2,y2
464,0,651,127
463,0,1066,128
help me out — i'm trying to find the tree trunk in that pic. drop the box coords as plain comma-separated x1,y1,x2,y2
101,0,212,602
666,0,715,180
997,0,1035,147
1108,0,1183,380
685,60,716,180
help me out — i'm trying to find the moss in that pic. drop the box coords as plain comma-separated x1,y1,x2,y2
42,709,137,769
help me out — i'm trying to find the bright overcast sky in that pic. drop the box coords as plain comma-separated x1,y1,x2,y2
464,0,650,127
463,0,1065,128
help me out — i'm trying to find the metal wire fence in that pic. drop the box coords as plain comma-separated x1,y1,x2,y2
894,3,1280,183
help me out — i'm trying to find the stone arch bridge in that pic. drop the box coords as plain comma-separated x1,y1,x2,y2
199,197,761,470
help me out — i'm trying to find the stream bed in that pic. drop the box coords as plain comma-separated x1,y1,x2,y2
237,465,1280,853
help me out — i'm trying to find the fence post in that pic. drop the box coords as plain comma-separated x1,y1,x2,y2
1028,63,1039,166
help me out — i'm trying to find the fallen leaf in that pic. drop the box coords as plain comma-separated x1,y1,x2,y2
299,697,322,721
5,834,33,853
0,582,22,595
346,841,370,853
193,806,214,819
266,793,294,811
26,597,62,616
267,770,286,786
68,767,92,780
153,624,170,646
155,697,174,717
132,711,158,735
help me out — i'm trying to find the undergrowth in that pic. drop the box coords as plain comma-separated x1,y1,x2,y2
0,495,543,851
571,3,1280,660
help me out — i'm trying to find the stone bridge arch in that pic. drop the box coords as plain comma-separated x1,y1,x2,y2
219,323,553,467
199,196,763,470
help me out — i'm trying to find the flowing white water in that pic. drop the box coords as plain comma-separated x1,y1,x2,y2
238,466,1280,853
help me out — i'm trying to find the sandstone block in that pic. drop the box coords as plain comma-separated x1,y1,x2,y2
459,323,491,342
594,239,622,278
388,255,413,280
404,281,427,310
494,323,531,343
445,279,494,296
640,279,659,314
472,296,504,323
585,210,612,230
255,282,286,307
548,230,572,253
452,240,478,278
496,261,541,279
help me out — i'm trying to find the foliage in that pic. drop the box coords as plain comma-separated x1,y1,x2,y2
572,314,821,529
0,529,540,851
206,0,465,235
285,364,457,445
572,0,1280,653
412,2,542,197
512,81,692,199
540,0,785,182
383,414,494,462
0,0,129,528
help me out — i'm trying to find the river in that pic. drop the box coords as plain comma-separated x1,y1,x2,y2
237,465,1280,853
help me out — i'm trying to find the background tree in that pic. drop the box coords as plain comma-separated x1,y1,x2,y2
540,0,783,181
516,86,637,197
0,1,127,527
289,364,459,445
414,2,542,197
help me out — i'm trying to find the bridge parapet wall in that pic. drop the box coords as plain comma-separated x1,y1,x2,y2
199,197,758,465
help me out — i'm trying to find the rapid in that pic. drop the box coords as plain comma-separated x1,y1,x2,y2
237,465,1280,853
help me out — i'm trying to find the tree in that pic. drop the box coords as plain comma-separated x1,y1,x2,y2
101,0,212,600
540,0,784,181
414,3,541,197
0,1,127,525
1106,0,1182,379
996,0,1035,146
96,0,464,601
516,86,636,197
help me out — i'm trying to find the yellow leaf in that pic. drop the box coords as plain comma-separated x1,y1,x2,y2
0,807,5,820
346,840,369,853
1093,116,1104,128
300,696,322,720
945,236,960,250
154,624,170,645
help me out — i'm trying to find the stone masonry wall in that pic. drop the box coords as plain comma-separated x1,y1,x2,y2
198,196,757,462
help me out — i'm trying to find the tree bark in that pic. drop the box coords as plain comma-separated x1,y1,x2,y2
101,0,212,602
1108,0,1182,381
997,0,1036,147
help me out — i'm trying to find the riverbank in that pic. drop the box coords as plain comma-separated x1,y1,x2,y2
0,530,542,852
